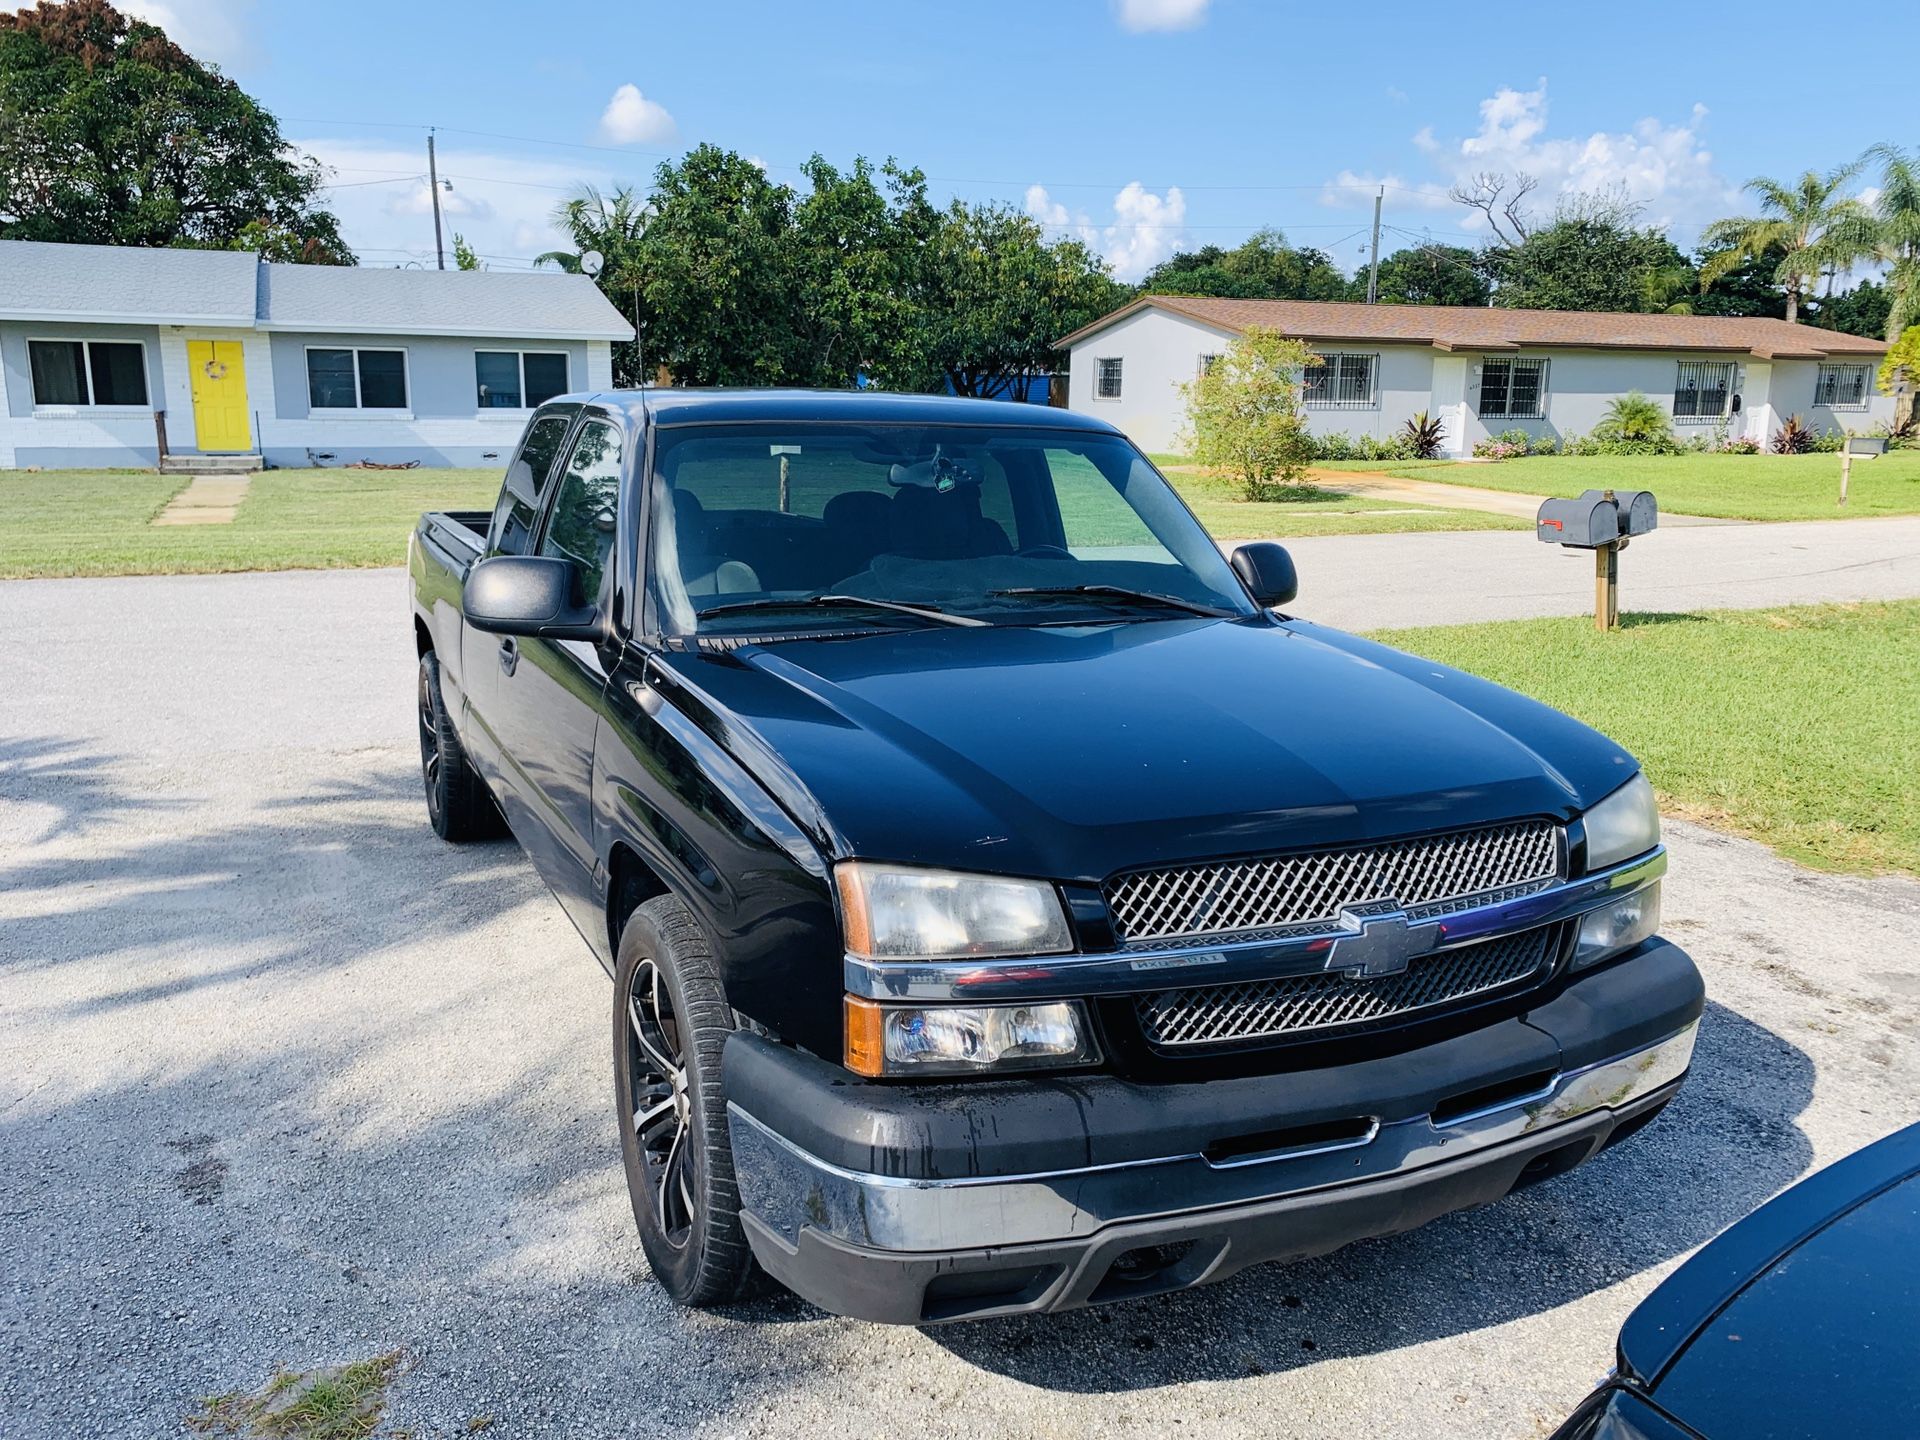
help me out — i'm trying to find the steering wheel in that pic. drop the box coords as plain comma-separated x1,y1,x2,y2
1015,545,1074,561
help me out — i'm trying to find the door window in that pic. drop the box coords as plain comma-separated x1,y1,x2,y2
489,412,574,555
538,420,624,604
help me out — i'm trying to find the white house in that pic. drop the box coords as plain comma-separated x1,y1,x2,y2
0,239,633,469
1058,295,1895,456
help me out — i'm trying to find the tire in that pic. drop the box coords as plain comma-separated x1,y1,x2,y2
417,650,500,843
613,895,756,1308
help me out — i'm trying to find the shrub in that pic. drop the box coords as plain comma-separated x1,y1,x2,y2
1311,431,1358,461
1530,434,1558,456
1358,433,1416,461
1592,392,1680,453
1402,409,1447,459
1720,435,1762,454
1809,427,1846,453
1181,327,1317,500
1772,414,1816,454
1873,414,1918,449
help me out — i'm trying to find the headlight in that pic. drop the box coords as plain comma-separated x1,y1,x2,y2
835,861,1072,961
1572,881,1661,970
844,997,1098,1077
1583,773,1660,871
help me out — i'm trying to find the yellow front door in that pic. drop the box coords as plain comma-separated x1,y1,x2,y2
188,340,252,452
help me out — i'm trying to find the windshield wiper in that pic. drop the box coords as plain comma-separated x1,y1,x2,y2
697,594,988,628
986,584,1236,619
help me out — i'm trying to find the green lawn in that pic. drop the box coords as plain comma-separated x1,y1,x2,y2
1373,600,1920,876
0,461,1515,579
0,467,500,579
1373,451,1920,521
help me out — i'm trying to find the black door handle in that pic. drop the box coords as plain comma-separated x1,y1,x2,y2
498,637,519,676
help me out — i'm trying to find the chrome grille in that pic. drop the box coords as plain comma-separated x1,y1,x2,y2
1136,927,1558,1049
1105,820,1561,945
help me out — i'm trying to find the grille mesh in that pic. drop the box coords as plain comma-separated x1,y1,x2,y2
1105,820,1560,945
1136,928,1557,1049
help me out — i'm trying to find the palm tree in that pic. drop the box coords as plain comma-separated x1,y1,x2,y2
1867,144,1920,338
1700,163,1876,323
534,184,651,274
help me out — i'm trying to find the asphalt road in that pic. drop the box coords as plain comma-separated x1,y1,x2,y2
5,568,1920,1439
1280,514,1920,630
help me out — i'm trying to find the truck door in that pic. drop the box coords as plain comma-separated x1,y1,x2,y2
471,414,627,938
461,407,577,780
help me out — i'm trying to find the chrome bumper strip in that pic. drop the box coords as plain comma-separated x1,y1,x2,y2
843,847,1667,1003
730,1019,1696,1255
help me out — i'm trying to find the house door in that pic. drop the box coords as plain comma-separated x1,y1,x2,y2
188,340,252,452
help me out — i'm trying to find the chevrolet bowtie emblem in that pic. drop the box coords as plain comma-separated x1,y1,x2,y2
1324,901,1441,979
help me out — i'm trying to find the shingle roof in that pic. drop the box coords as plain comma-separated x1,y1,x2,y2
0,239,634,340
0,239,258,325
1057,294,1889,360
256,263,633,340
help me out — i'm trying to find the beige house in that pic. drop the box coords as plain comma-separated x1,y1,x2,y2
1058,295,1894,455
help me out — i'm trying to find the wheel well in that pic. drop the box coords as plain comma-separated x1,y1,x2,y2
414,617,433,657
607,842,670,954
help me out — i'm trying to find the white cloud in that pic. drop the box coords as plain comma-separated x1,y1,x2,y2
122,0,257,68
1025,182,1187,281
1113,0,1210,32
1322,170,1454,211
598,84,677,146
294,138,614,269
1323,79,1741,242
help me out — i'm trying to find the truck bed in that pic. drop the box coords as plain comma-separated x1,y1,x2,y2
416,510,490,578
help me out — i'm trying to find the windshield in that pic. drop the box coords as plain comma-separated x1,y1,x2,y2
647,422,1255,636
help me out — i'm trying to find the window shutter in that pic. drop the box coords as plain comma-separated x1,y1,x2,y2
1535,358,1550,418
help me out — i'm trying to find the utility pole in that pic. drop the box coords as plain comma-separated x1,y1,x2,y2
1365,187,1383,304
427,128,446,271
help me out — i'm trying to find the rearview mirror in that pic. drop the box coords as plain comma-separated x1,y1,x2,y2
1229,542,1298,608
463,555,605,641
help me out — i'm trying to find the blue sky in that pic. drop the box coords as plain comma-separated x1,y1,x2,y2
130,0,1911,279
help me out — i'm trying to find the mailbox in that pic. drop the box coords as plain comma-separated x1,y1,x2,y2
1536,494,1618,548
1607,488,1658,536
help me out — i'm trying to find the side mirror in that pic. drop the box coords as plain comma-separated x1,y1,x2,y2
463,555,605,641
1230,542,1298,608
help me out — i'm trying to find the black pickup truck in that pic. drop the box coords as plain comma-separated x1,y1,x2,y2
409,389,1701,1325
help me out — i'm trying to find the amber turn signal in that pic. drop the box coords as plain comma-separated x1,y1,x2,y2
843,995,887,1078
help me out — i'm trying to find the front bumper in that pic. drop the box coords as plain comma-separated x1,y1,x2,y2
727,938,1702,1324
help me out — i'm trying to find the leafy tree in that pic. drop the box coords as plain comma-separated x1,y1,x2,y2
1364,244,1490,307
911,202,1125,399
1140,229,1348,301
1866,143,1919,338
0,0,351,261
1808,279,1892,338
1486,200,1694,313
633,146,798,387
1688,244,1789,319
451,232,481,271
1879,326,1920,397
1180,326,1317,500
788,155,939,389
1700,164,1875,323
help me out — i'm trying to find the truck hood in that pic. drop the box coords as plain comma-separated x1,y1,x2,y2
649,616,1639,883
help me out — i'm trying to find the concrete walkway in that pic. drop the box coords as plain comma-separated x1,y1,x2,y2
1305,467,1731,527
1277,514,1920,630
152,475,250,526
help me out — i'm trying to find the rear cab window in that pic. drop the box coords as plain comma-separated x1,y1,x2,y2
489,408,577,555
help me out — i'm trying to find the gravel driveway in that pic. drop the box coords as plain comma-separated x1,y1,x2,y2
5,568,1920,1439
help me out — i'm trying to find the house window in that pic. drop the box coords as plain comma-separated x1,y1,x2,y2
28,339,149,407
306,347,409,410
1814,363,1871,411
476,350,570,409
1477,357,1548,419
1095,357,1124,399
1302,352,1377,409
1673,362,1734,422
